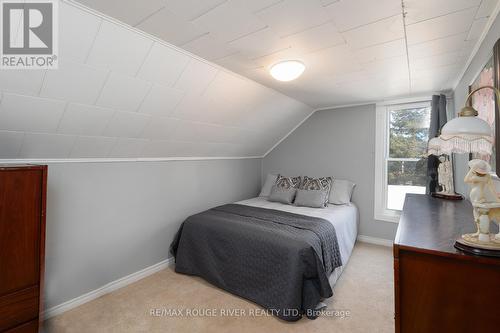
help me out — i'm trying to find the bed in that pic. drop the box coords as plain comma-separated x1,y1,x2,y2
237,197,358,288
170,196,358,321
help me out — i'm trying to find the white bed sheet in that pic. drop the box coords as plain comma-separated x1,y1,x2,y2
236,197,359,287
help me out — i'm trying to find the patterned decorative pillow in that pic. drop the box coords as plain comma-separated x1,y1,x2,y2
275,175,302,190
299,176,333,207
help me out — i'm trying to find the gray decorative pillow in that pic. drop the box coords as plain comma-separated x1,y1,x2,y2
294,189,328,208
268,185,297,204
259,173,279,197
299,176,333,207
275,175,302,190
329,179,356,205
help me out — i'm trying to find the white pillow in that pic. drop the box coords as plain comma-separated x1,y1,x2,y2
259,174,278,197
329,179,356,205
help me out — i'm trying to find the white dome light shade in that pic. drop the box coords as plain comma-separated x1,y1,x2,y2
441,116,492,137
437,116,493,155
270,60,305,81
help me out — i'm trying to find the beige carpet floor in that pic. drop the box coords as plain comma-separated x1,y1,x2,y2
44,242,394,333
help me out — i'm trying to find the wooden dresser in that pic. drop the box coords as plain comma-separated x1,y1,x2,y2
394,194,500,332
0,165,47,332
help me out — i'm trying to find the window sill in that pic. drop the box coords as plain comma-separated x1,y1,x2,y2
374,210,401,223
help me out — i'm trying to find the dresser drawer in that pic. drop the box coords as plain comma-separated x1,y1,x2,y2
0,286,39,331
0,169,42,296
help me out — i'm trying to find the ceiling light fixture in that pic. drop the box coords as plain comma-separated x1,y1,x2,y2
270,60,305,82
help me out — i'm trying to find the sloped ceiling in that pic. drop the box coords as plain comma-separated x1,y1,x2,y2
75,0,499,107
0,0,313,159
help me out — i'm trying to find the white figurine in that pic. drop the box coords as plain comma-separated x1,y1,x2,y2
431,154,462,200
463,159,500,244
464,159,496,204
437,155,454,194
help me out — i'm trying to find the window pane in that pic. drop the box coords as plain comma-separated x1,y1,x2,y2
389,106,431,158
387,160,427,210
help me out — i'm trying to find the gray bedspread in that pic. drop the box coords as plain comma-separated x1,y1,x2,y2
170,204,342,321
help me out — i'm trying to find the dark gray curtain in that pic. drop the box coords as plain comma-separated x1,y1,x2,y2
427,94,447,194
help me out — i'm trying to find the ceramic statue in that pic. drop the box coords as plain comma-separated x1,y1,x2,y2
437,155,454,195
462,159,500,249
429,153,462,200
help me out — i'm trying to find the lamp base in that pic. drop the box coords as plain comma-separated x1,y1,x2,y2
455,235,500,257
431,192,464,200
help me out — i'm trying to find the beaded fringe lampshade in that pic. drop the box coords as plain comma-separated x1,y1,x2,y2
428,86,498,156
427,132,493,156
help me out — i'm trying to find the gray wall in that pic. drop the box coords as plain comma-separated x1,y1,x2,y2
453,13,500,195
262,104,398,240
44,158,261,309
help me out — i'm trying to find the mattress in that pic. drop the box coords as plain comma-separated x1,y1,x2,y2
236,197,359,287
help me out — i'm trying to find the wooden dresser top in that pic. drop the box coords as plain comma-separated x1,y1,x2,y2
394,194,500,264
0,165,46,171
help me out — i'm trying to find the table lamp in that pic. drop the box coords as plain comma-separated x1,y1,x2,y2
429,86,500,256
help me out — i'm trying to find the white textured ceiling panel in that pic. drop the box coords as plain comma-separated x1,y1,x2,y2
95,73,152,112
57,103,115,136
135,9,207,45
70,136,116,158
404,0,481,24
59,3,101,63
191,1,267,42
173,59,219,94
108,138,149,158
0,0,313,159
18,133,77,159
0,70,46,95
40,61,109,104
0,94,66,133
102,111,151,138
324,0,402,31
138,84,185,117
73,0,498,108
86,21,154,76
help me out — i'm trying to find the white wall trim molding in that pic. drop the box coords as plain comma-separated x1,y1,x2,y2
263,110,316,157
43,257,175,320
0,156,262,164
357,235,393,247
313,92,451,114
314,101,377,112
377,95,448,106
452,0,500,90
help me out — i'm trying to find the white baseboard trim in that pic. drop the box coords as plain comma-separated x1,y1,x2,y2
43,257,175,320
357,235,393,247
0,156,262,164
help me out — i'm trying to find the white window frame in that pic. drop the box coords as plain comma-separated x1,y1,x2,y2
374,97,432,223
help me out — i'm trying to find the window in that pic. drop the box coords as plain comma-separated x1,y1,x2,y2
375,100,431,222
